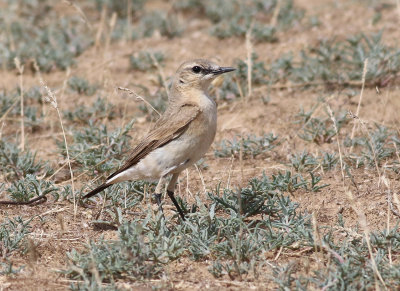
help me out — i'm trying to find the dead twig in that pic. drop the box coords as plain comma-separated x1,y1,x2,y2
118,86,161,116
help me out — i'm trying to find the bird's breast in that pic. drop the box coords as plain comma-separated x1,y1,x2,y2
186,96,217,155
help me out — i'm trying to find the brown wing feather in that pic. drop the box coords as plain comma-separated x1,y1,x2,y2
106,103,200,181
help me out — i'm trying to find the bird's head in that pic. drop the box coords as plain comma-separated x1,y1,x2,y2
173,59,235,92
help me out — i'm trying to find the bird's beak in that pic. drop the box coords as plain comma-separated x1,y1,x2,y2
212,67,236,75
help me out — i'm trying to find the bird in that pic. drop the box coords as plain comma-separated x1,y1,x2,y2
82,59,235,220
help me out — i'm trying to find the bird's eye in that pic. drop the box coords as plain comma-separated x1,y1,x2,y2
192,66,202,73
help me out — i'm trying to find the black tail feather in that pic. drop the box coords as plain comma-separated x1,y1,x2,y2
83,183,112,199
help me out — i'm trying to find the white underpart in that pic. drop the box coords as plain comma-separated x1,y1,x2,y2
107,93,217,185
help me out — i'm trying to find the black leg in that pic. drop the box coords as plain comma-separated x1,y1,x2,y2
167,190,185,220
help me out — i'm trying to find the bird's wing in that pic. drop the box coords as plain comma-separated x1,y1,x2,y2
106,103,201,181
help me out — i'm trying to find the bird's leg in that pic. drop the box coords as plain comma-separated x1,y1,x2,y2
153,176,166,215
167,173,185,220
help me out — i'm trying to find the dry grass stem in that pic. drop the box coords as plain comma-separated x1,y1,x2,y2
346,191,387,290
118,86,161,116
95,5,107,49
226,155,235,190
349,111,382,179
327,104,346,188
393,192,400,214
36,62,77,218
270,0,281,27
234,77,245,101
245,22,253,100
14,58,25,151
350,58,368,151
194,164,207,195
185,169,193,200
100,12,117,82
397,0,400,21
125,0,132,41
63,0,92,30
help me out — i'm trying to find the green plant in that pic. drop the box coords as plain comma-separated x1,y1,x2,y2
59,120,134,175
0,216,32,258
0,139,52,180
65,215,184,285
273,222,400,289
295,107,349,144
207,172,324,217
236,53,269,85
175,0,303,42
6,174,58,202
320,151,339,171
178,175,314,278
63,97,117,125
289,151,318,172
139,11,184,38
0,87,44,129
129,51,165,71
86,181,152,226
214,133,280,158
344,124,396,169
93,0,146,18
0,16,92,72
266,32,400,87
68,76,98,96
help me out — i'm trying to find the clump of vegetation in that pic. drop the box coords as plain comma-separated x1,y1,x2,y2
289,150,339,172
0,12,92,72
175,0,304,42
67,76,98,96
273,219,400,290
214,133,280,158
93,0,146,18
289,150,319,172
59,120,134,175
85,181,153,227
63,97,117,125
139,11,184,38
66,172,330,284
65,215,182,288
0,216,32,258
0,87,44,130
129,51,165,71
215,53,269,100
236,53,269,86
6,174,58,203
268,32,400,87
112,10,184,40
345,124,398,170
295,105,350,144
66,174,313,283
208,173,311,217
0,139,52,180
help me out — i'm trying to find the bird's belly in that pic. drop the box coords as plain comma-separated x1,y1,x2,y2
128,124,215,180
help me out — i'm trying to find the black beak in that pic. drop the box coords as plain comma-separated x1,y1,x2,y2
212,67,236,75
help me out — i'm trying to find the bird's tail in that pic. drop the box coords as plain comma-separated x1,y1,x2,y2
82,183,112,199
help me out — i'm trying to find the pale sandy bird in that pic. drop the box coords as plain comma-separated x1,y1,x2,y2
83,59,235,220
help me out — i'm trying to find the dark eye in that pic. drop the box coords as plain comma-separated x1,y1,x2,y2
192,66,202,73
